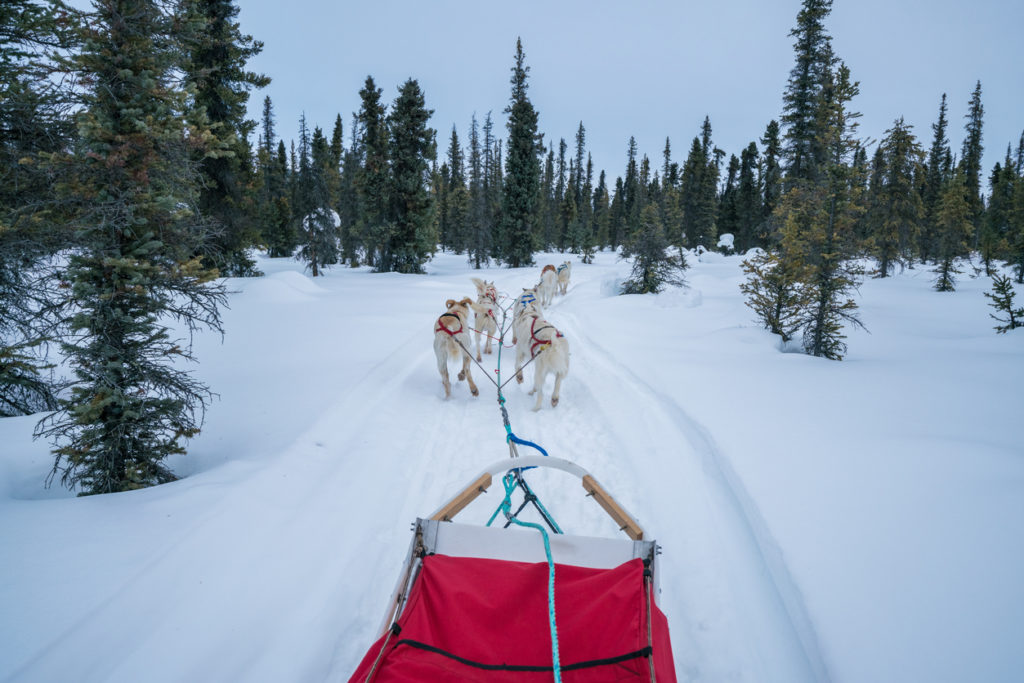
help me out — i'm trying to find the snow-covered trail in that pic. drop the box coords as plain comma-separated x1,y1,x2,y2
3,255,830,683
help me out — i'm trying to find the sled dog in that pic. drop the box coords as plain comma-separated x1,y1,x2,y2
433,298,479,399
538,265,558,306
469,277,500,362
513,311,569,411
556,261,572,295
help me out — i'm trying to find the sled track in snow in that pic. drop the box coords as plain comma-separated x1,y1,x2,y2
551,300,831,682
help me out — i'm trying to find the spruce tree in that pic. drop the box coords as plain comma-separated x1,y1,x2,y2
933,169,974,291
356,76,389,267
621,204,687,294
181,0,269,277
40,0,225,494
960,81,985,234
735,142,763,252
298,126,339,276
500,39,541,267
337,115,361,265
592,170,611,252
781,0,834,185
984,274,1023,333
466,114,491,268
760,120,783,242
920,94,951,262
867,118,924,276
383,78,436,273
443,125,469,254
978,152,1014,275
718,154,741,248
0,0,77,416
740,250,809,343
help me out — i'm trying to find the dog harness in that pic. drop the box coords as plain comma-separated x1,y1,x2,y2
435,312,463,337
556,263,568,274
529,316,563,358
518,292,536,308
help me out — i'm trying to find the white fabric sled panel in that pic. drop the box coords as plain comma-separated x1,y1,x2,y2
421,519,653,569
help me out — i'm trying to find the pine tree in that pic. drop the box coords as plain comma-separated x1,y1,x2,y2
356,76,389,267
718,154,741,248
482,112,503,259
933,169,973,291
592,170,611,253
740,250,809,343
298,126,339,276
960,81,985,234
181,0,269,277
920,94,951,262
338,114,361,265
735,142,763,252
383,78,436,273
621,205,687,294
0,0,77,416
978,151,1014,275
40,0,226,494
500,39,541,267
443,125,469,254
781,0,834,185
1011,149,1024,283
760,120,783,243
984,274,1023,333
867,118,924,276
679,121,719,250
466,113,491,268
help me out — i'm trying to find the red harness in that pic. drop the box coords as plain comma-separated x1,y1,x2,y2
435,312,463,337
529,316,563,358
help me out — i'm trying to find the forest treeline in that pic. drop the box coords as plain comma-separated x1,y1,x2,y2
2,0,1022,493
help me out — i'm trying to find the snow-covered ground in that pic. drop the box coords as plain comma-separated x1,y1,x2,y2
1,250,1022,682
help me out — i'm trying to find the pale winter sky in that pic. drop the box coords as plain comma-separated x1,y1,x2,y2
238,0,1022,189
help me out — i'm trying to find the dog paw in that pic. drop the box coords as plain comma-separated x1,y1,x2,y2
471,387,479,397
516,374,523,384
551,397,559,407
476,355,482,362
457,370,466,381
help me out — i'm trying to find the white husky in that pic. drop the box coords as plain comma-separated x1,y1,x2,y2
433,298,479,399
513,310,569,410
469,277,499,362
538,264,558,306
556,260,572,295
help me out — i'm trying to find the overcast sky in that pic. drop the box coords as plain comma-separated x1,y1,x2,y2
237,0,1022,190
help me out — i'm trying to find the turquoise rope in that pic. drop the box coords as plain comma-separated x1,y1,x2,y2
498,475,562,682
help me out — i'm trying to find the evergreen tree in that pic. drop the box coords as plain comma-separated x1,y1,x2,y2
1011,151,1024,283
621,136,642,245
760,120,783,242
356,76,389,267
984,274,1023,333
960,81,985,233
500,39,541,267
735,142,763,252
575,153,595,259
592,170,611,253
443,125,469,253
718,154,741,247
920,93,951,262
609,176,626,248
181,0,269,277
298,126,339,276
933,169,973,291
679,123,718,250
781,0,834,185
867,118,924,276
978,151,1014,275
621,205,687,294
539,144,556,249
740,251,809,343
0,0,78,416
466,113,491,268
257,99,294,258
41,0,226,494
482,112,503,259
337,114,361,265
383,78,436,273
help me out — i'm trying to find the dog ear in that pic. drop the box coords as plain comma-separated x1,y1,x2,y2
445,298,456,309
459,297,472,306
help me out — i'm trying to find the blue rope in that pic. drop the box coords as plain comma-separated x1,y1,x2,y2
497,475,562,682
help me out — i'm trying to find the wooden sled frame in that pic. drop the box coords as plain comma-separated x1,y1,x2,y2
429,455,646,540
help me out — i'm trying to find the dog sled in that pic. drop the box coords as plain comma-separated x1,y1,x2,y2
348,455,677,682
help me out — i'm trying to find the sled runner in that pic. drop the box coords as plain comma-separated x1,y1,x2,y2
348,456,677,682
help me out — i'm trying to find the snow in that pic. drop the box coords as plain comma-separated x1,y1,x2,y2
2,250,1023,682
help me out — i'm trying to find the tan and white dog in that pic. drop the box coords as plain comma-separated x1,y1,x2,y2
513,310,569,410
511,287,542,345
469,277,499,362
538,264,558,306
556,260,572,295
433,298,479,399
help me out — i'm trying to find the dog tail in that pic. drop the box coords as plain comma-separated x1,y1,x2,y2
549,335,570,376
